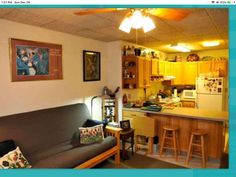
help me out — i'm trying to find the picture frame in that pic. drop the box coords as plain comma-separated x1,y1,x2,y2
120,120,131,130
83,50,101,81
10,38,62,82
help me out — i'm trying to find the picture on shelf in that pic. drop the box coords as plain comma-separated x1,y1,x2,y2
120,120,131,130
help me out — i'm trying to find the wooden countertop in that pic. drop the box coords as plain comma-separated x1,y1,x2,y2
123,107,228,122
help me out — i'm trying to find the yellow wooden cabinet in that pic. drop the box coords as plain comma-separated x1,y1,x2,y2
138,57,151,88
198,61,212,76
122,56,151,89
143,58,151,87
171,62,184,85
138,57,144,88
212,60,228,77
151,60,172,76
181,100,195,108
122,110,158,138
184,62,198,85
158,61,166,76
151,59,158,75
164,61,172,76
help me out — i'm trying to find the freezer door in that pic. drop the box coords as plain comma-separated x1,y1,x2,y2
196,94,223,111
196,77,210,94
196,77,224,95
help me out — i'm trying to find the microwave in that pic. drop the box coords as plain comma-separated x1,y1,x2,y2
182,90,196,99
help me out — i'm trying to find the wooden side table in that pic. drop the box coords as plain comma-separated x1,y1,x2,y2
120,128,135,160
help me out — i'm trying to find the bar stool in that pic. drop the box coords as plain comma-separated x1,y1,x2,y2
186,129,208,168
159,125,180,161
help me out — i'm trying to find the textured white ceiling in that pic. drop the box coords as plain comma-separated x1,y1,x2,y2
0,8,228,53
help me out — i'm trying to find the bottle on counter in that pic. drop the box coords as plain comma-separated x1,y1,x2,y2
123,94,128,104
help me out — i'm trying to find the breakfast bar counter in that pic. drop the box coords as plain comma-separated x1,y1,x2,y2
122,107,228,159
123,107,228,122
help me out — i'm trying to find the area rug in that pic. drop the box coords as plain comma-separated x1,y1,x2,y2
94,153,186,169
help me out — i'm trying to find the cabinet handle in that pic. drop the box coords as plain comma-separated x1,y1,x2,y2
130,114,137,116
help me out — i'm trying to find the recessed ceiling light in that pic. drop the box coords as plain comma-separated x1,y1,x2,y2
202,41,220,47
170,44,191,52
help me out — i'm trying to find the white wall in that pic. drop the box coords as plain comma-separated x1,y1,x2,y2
106,41,123,121
0,19,115,119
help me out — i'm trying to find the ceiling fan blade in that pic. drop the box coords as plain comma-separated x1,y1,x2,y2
149,8,190,21
74,8,117,15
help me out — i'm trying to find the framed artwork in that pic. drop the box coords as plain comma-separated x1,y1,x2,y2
10,38,62,82
83,50,101,81
120,120,131,130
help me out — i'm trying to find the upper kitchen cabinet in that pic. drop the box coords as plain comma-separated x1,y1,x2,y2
171,62,184,85
212,60,228,77
122,56,138,89
184,62,198,85
151,60,168,76
198,61,212,76
151,59,158,75
143,58,151,87
197,60,228,77
122,56,151,89
164,62,172,76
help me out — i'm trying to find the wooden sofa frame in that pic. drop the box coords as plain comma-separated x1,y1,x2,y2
75,126,121,168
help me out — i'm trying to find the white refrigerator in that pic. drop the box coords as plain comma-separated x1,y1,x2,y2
196,77,225,111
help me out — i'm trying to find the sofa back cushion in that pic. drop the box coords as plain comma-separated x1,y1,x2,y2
0,103,91,159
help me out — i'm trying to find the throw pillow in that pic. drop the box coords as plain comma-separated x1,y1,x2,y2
0,147,31,169
83,119,108,131
79,124,104,145
0,140,16,157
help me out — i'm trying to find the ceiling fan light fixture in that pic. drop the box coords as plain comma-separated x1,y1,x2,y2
130,9,144,29
170,44,191,52
119,17,132,33
143,16,155,33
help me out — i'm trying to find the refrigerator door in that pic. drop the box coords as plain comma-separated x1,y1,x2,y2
196,93,223,111
196,77,224,95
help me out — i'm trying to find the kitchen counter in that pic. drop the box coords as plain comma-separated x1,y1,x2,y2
123,107,228,122
123,107,228,158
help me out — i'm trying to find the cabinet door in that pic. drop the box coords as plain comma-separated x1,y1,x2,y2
171,62,184,85
181,101,195,108
164,62,172,76
123,111,157,137
158,61,165,75
198,61,212,76
151,59,158,75
184,62,198,85
138,57,144,87
212,60,228,77
144,58,151,87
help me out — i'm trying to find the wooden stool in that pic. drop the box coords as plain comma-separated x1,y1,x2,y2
159,125,180,161
186,129,208,168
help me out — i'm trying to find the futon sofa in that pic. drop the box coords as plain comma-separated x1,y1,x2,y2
0,103,120,168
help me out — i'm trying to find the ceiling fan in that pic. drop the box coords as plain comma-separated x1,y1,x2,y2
74,8,190,21
74,8,190,33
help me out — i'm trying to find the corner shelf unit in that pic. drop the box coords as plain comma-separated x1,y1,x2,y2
102,96,118,122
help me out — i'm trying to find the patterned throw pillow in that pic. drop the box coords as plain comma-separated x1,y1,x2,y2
79,124,104,144
0,147,31,169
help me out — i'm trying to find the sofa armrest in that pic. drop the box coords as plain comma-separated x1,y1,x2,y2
105,126,121,148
